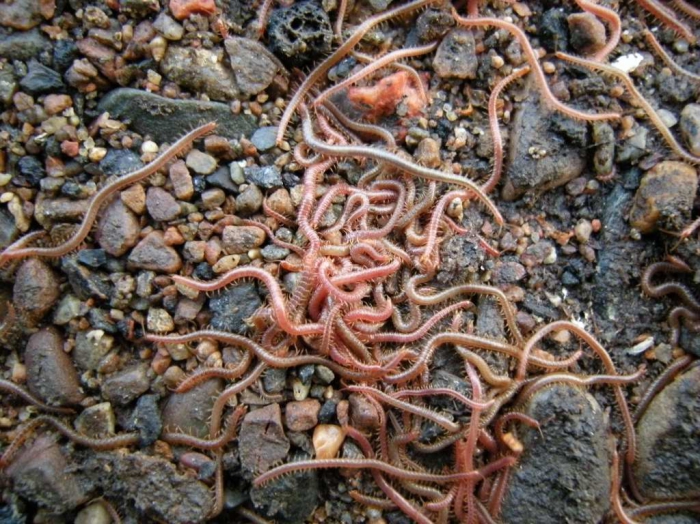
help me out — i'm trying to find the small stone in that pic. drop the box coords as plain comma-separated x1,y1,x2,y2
236,184,263,215
162,379,222,437
313,424,344,460
261,245,289,261
657,108,678,128
491,261,526,284
225,38,279,96
160,46,237,101
244,165,283,189
75,502,111,524
348,393,380,431
17,155,45,186
201,188,225,210
567,12,607,56
168,0,215,20
153,12,184,40
43,94,72,115
13,259,60,320
414,137,441,168
239,403,290,475
73,330,114,371
617,127,648,163
128,394,162,446
592,122,615,177
147,308,175,332
266,188,294,217
314,365,334,385
209,282,262,334
183,240,206,262
0,0,55,30
267,2,333,67
121,184,147,214
174,296,204,322
53,295,82,325
129,231,183,273
433,28,477,79
147,186,181,222
230,163,245,184
680,103,700,156
286,399,321,432
629,161,698,233
74,402,116,437
250,126,279,152
222,225,266,254
212,254,240,273
186,149,218,175
97,199,141,256
25,328,84,406
102,363,151,406
77,249,107,268
416,8,455,42
575,219,593,243
169,159,194,200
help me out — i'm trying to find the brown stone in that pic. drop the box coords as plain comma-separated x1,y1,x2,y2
0,0,54,30
128,231,182,273
43,94,72,115
162,378,223,438
169,159,194,201
285,399,321,432
348,393,380,431
147,186,181,222
414,137,441,168
97,198,140,256
121,184,146,214
13,259,60,320
568,12,607,56
239,403,290,475
222,225,266,254
266,188,295,217
169,0,215,20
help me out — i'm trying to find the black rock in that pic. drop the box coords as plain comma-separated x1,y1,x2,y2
268,1,333,67
19,60,64,95
130,394,162,446
250,459,319,524
87,308,118,334
61,255,112,300
263,367,287,394
298,364,314,385
282,171,301,188
77,249,107,268
318,399,337,424
0,29,49,61
99,148,143,177
244,164,283,189
17,155,45,186
206,166,237,192
53,39,79,73
97,88,257,142
416,8,454,42
209,282,262,334
538,9,569,52
193,262,215,280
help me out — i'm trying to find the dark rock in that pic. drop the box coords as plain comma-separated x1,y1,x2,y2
250,126,279,152
206,166,237,192
491,260,527,284
25,328,84,406
73,330,113,371
73,451,213,523
433,28,477,79
6,437,87,513
239,403,290,476
244,164,283,189
501,385,611,524
102,363,151,405
128,231,182,273
250,460,319,524
416,7,454,41
593,122,615,177
539,8,569,52
77,249,108,268
318,399,337,423
96,199,140,257
74,402,116,437
61,255,111,300
53,39,79,73
225,37,279,96
475,296,506,340
17,155,45,186
209,282,262,334
502,93,587,200
0,28,49,61
567,12,606,56
161,379,222,438
13,259,60,320
634,365,700,500
18,60,64,95
268,1,333,67
97,88,256,142
263,367,287,394
160,46,238,101
87,308,118,334
99,148,143,177
129,394,162,446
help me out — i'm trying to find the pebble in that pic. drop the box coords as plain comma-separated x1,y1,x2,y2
74,502,111,524
567,13,607,56
239,403,290,475
267,1,333,66
18,59,63,95
236,184,263,215
53,294,82,325
201,188,225,210
680,103,700,156
161,379,223,438
169,159,194,200
147,308,175,332
6,437,86,513
592,122,615,177
153,12,184,40
212,253,240,273
261,245,289,261
416,8,455,42
127,394,162,446
168,0,215,20
225,38,279,96
0,0,54,30
657,108,678,128
74,402,116,437
73,330,114,371
17,155,45,186
285,399,321,432
348,393,380,431
102,363,151,406
501,385,610,523
128,231,183,272
186,149,218,175
206,166,237,192
249,463,319,523
629,161,698,233
0,28,49,62
183,240,206,262
97,88,256,142
43,94,72,115
491,260,526,285
25,328,84,406
13,259,60,320
414,137,442,168
100,148,144,177
433,28,478,79
209,282,262,334
244,165,283,189
222,225,266,254
121,184,147,215
61,255,111,300
146,188,179,223
160,46,238,101
575,219,593,243
616,126,648,163
634,365,700,500
250,126,279,152
312,424,344,459
174,296,204,322
97,198,141,256
0,69,16,106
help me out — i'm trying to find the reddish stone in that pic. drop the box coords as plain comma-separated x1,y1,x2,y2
169,0,215,20
60,140,79,157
